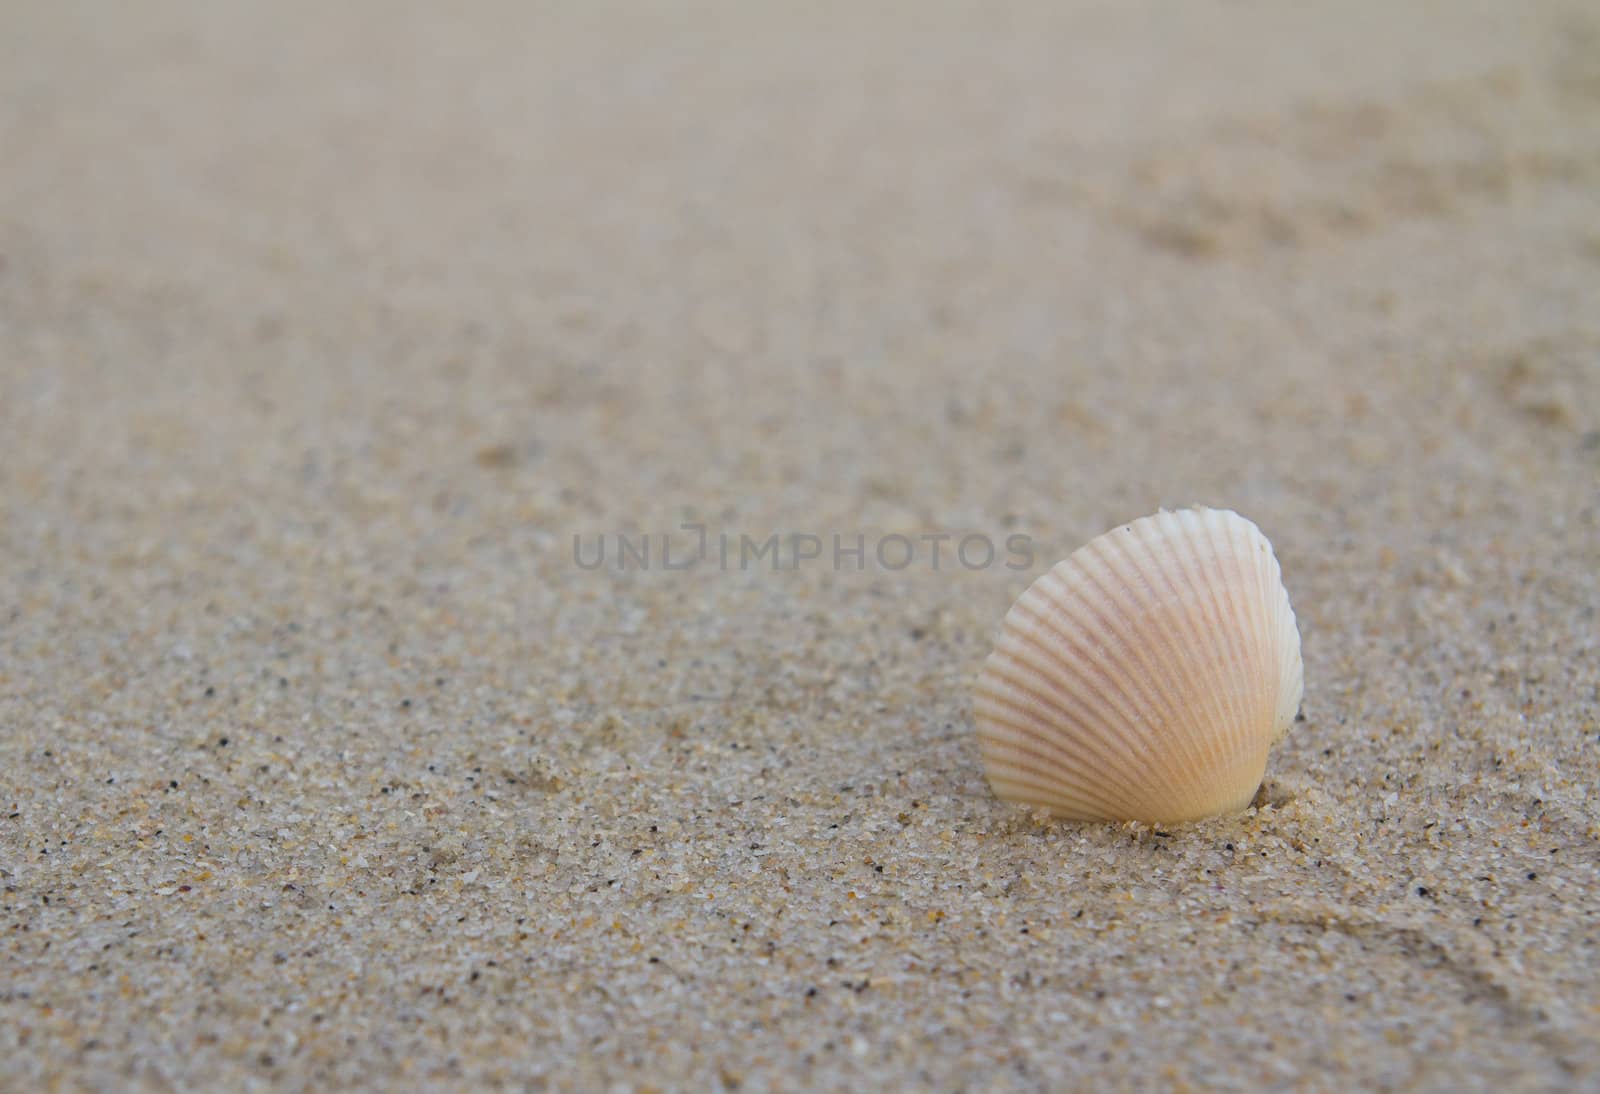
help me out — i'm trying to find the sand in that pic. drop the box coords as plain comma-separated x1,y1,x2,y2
2,1,1598,1089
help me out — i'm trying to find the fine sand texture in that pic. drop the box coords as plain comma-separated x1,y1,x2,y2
3,2,1599,1089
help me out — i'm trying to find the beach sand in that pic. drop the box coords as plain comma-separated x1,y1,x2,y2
3,2,1598,1088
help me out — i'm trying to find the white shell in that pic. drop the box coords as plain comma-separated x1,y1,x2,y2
973,508,1303,824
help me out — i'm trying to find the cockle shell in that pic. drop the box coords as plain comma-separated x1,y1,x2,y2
973,508,1302,825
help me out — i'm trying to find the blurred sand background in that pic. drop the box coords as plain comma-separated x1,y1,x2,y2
3,1,1599,1088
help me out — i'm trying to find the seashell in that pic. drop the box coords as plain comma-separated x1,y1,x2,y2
973,507,1302,825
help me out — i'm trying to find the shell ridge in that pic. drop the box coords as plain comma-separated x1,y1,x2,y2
1203,512,1261,758
976,730,1138,819
1111,515,1252,802
1019,565,1186,814
1037,558,1189,776
1202,510,1296,791
974,653,1155,812
1076,532,1214,816
1231,514,1295,747
1245,522,1291,741
990,606,1149,758
1116,512,1242,814
1180,511,1259,778
972,675,1137,793
1176,509,1270,804
1006,583,1174,774
973,676,1146,810
973,698,1142,819
1238,519,1297,739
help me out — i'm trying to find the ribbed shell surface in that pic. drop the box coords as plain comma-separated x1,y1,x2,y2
973,508,1303,824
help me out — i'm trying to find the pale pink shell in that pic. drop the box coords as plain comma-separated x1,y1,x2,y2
974,508,1303,824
